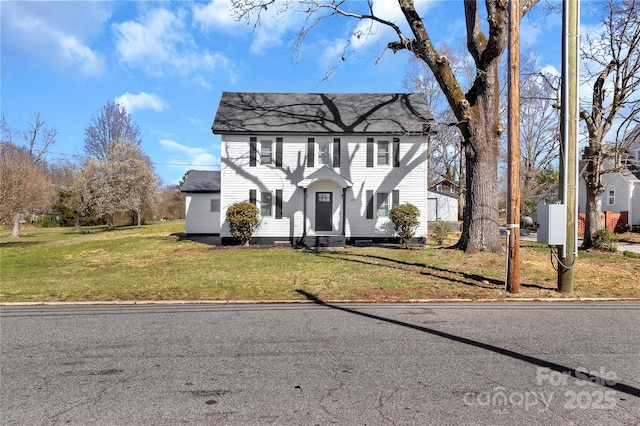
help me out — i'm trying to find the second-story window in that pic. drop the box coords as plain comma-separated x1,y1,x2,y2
607,189,615,205
261,140,272,165
378,141,389,165
318,141,331,166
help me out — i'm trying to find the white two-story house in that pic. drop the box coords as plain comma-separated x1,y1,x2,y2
211,92,434,248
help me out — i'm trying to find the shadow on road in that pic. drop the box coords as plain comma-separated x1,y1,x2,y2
295,289,640,399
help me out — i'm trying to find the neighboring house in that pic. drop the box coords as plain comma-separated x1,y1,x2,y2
211,92,434,248
427,179,460,221
426,191,458,222
578,163,640,232
430,179,460,196
180,170,221,236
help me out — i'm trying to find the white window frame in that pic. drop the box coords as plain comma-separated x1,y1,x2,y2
261,191,272,216
377,192,389,217
377,141,389,165
260,140,272,165
607,189,615,206
318,141,331,166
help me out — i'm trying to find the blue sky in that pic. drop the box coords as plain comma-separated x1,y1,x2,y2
2,0,597,185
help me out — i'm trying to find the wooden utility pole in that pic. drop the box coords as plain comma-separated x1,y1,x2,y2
506,0,521,293
558,0,579,293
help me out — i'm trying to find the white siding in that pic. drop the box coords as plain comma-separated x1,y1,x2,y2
631,182,640,226
426,191,458,221
578,170,640,226
220,134,428,240
185,193,220,234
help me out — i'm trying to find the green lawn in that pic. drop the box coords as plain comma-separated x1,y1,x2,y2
1,221,639,302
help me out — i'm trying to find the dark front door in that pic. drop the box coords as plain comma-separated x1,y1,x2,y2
315,192,332,232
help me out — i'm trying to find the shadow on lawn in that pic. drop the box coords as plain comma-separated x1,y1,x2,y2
295,289,640,399
314,250,550,291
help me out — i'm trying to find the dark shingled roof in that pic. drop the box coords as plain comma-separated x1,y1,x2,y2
180,170,220,193
212,92,434,135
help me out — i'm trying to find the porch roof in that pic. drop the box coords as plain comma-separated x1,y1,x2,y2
297,165,353,189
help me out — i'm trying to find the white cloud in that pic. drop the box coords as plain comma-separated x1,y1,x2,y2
192,0,298,55
350,0,405,49
159,139,219,171
192,0,239,31
115,92,168,113
113,7,232,82
2,1,108,77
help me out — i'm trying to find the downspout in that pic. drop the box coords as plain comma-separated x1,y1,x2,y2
302,188,308,240
342,187,347,237
630,181,635,231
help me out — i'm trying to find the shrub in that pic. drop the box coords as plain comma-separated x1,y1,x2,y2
389,203,421,247
225,201,260,246
431,219,452,245
592,229,618,252
37,216,59,228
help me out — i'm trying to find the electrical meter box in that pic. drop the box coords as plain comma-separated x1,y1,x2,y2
536,202,567,246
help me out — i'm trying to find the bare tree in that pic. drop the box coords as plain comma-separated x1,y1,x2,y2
0,115,58,237
233,0,539,253
159,185,186,220
84,101,141,161
580,0,640,248
519,71,561,215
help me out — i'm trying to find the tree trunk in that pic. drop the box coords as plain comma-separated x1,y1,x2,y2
455,67,503,253
11,213,21,238
582,168,605,249
107,214,114,230
74,214,82,232
137,210,142,227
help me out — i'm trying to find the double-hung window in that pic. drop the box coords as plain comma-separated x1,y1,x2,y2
318,142,331,166
377,192,389,217
261,192,272,216
377,141,389,165
260,140,272,165
607,189,615,205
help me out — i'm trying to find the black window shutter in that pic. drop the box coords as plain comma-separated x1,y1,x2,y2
366,190,374,219
392,190,400,207
249,189,256,205
275,137,283,167
249,137,257,167
366,138,374,167
393,138,400,167
333,138,341,167
307,138,315,167
275,190,283,219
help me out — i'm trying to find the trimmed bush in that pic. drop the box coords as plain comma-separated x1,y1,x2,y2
431,219,453,245
225,201,260,246
389,203,421,247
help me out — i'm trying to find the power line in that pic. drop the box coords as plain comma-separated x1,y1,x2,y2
34,149,220,168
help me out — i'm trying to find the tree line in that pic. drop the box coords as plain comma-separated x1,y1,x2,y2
1,102,185,238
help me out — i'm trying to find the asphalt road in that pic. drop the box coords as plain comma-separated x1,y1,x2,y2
1,302,639,425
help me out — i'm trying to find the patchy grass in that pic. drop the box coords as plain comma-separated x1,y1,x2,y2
618,231,640,244
1,221,639,303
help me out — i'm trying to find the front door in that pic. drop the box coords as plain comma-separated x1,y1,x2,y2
315,192,332,232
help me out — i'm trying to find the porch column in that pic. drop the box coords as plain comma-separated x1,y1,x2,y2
342,187,347,236
302,187,308,238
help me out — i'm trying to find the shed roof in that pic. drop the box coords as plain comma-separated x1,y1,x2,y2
180,170,220,193
212,92,434,135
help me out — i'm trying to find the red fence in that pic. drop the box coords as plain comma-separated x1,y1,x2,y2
578,211,629,236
